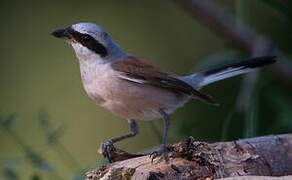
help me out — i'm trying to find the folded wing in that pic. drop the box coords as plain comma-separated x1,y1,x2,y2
111,56,217,105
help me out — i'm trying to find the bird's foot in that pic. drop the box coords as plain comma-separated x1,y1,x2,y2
149,146,168,163
100,140,116,163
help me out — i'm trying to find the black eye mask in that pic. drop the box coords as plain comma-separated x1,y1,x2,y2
67,27,108,57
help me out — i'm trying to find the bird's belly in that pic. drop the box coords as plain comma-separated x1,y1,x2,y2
101,81,188,120
82,72,189,120
103,100,162,120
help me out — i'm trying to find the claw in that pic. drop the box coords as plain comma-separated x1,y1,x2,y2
149,147,168,163
101,140,116,163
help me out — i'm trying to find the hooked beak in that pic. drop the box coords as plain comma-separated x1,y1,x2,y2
51,28,71,39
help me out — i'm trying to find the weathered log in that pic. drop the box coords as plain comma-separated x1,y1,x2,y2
86,134,292,180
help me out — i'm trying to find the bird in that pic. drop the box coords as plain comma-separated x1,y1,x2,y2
51,22,276,163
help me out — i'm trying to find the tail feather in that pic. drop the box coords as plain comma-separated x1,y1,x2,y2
183,56,277,89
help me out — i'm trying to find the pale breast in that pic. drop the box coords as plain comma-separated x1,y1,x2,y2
80,63,115,106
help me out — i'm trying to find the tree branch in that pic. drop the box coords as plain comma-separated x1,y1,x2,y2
86,134,292,180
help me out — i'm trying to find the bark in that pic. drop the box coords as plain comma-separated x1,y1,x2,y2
86,134,292,180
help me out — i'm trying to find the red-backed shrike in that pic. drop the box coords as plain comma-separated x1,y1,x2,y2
52,23,276,162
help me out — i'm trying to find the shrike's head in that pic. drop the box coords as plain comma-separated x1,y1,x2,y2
52,23,126,63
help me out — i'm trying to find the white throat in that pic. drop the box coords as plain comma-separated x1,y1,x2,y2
71,41,128,89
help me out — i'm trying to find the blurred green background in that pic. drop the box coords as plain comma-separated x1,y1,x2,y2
1,0,292,179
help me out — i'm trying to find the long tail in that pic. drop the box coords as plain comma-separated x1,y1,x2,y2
184,56,277,89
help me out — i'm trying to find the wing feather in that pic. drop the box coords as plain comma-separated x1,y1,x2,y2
112,56,217,105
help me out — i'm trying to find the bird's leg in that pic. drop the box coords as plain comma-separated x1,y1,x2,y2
150,109,171,162
101,119,139,163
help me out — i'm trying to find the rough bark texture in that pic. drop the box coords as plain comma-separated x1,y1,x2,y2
86,134,292,180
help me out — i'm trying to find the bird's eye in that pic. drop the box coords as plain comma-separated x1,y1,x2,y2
82,35,91,43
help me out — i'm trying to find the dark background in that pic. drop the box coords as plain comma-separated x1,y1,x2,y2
0,0,291,179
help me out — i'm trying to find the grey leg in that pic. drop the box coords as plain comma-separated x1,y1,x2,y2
150,109,171,162
102,119,139,162
160,109,171,152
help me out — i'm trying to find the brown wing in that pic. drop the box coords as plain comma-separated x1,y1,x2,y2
112,56,217,105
